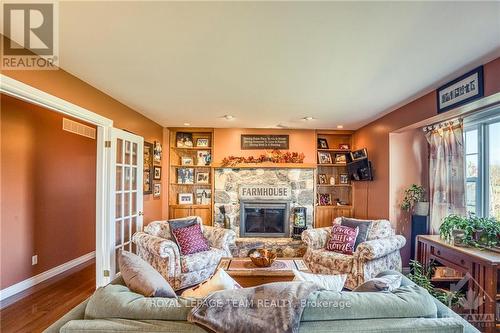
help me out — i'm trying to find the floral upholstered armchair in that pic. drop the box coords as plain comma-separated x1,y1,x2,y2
301,218,406,290
132,217,236,290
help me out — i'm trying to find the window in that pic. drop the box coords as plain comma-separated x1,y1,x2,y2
464,107,500,219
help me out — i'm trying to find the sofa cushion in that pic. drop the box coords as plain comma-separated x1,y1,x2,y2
172,223,210,255
168,217,199,239
145,217,203,240
85,284,194,321
308,249,354,273
181,269,241,298
353,274,402,292
301,285,437,322
326,225,359,255
341,217,373,250
293,270,346,291
180,248,226,273
367,220,395,240
118,250,176,298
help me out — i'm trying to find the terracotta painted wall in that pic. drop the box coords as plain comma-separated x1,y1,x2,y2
213,128,316,164
1,67,165,289
352,56,500,265
1,95,97,289
2,70,165,225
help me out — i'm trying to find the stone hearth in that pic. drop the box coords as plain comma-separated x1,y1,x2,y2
214,168,315,237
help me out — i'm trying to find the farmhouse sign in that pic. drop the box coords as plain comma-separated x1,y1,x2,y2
239,185,292,200
241,135,289,150
437,66,484,114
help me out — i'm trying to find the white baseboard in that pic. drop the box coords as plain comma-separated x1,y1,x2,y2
0,251,95,303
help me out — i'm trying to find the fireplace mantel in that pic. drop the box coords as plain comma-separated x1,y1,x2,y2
213,162,316,169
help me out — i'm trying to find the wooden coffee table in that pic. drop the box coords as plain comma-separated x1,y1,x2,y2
217,257,311,287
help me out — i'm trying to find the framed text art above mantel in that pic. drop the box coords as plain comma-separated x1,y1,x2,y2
437,66,484,114
241,134,289,150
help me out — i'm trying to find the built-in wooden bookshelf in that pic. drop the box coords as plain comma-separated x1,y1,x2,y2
315,130,354,228
168,128,214,225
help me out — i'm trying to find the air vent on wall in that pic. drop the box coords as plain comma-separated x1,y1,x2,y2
62,118,96,139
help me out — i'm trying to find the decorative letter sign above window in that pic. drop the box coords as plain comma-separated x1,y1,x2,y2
437,66,484,114
239,185,292,200
241,135,289,150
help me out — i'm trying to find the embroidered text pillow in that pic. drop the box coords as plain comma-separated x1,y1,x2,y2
325,224,359,255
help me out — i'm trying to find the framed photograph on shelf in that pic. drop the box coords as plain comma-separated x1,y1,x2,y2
317,138,329,149
318,174,327,184
196,171,210,184
178,193,193,205
153,166,162,180
181,156,193,166
197,150,211,166
350,148,368,161
196,138,210,147
317,151,333,164
176,132,194,148
177,168,194,184
196,189,211,205
153,183,161,198
318,193,332,206
339,174,349,184
334,153,347,164
143,142,153,194
338,144,350,150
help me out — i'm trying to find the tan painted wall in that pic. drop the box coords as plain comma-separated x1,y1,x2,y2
213,128,317,164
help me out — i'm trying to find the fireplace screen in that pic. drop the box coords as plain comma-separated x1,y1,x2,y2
240,201,290,237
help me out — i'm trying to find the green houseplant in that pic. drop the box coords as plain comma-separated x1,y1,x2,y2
407,260,461,307
401,184,428,215
439,214,500,248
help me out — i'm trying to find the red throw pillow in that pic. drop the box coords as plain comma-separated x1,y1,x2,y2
171,223,210,255
325,225,359,255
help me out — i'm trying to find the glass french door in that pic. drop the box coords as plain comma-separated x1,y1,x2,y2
110,128,144,276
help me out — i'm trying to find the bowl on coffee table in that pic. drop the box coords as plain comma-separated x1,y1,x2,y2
249,249,277,267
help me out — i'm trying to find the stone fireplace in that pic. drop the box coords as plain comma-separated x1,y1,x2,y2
240,201,290,237
214,168,314,237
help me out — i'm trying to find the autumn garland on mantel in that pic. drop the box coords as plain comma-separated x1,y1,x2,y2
221,150,305,167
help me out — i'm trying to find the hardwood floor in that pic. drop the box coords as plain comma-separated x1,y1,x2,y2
0,260,96,333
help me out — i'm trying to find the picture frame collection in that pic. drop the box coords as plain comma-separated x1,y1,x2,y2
175,132,212,206
316,136,352,208
144,141,162,198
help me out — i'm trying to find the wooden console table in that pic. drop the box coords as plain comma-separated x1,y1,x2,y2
416,235,499,333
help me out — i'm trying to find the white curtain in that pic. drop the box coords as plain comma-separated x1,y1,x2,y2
425,120,466,234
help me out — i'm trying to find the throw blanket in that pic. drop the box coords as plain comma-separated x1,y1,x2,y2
188,282,320,333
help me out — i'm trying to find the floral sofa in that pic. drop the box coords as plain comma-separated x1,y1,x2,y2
132,217,236,290
301,218,406,290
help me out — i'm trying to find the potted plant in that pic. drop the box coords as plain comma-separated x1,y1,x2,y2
401,184,429,216
439,214,500,248
439,215,472,246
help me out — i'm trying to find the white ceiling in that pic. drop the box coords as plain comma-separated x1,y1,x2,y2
55,1,500,129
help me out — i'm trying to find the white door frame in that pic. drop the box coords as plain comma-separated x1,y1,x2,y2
1,74,113,287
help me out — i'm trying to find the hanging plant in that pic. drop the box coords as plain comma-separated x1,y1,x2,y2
401,184,426,212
